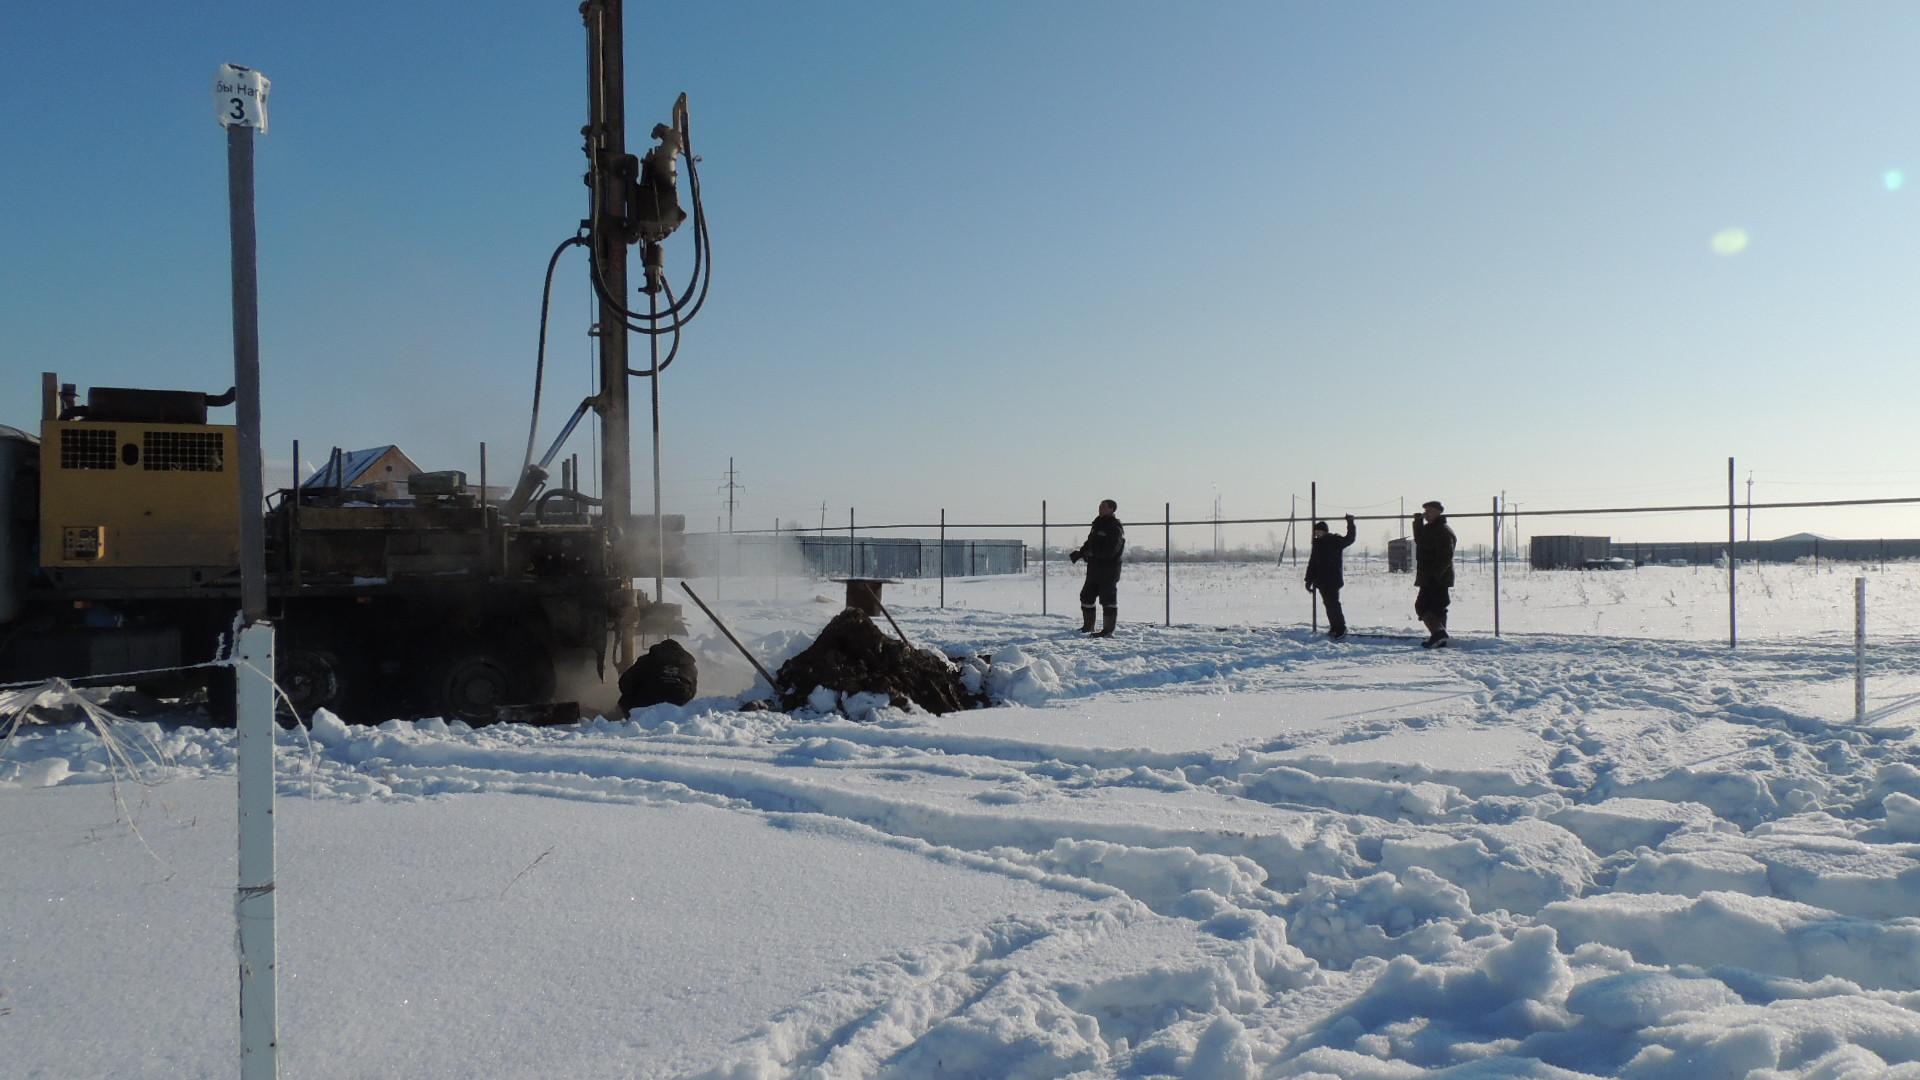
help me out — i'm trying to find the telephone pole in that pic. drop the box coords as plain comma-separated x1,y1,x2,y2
1288,494,1298,565
1745,471,1753,543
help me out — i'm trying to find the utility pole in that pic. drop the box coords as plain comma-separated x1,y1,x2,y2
719,456,744,532
1489,484,1505,557
1288,494,1298,566
1746,471,1753,543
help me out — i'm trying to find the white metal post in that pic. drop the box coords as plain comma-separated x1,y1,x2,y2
235,622,279,1079
1856,576,1867,723
217,62,277,1080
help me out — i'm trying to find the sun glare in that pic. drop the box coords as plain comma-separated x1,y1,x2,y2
1710,228,1749,256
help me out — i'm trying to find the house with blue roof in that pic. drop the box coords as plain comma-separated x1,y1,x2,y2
302,445,422,500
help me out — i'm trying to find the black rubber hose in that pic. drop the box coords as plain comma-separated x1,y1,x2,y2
524,235,589,475
583,109,710,334
534,488,604,523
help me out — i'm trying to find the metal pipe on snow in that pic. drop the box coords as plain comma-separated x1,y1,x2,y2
681,582,777,692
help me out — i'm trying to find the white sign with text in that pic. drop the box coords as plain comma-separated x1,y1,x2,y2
213,64,270,132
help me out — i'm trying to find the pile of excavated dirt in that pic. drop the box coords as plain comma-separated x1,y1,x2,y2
775,608,971,716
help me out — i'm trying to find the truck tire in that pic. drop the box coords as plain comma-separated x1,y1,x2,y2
427,647,519,724
280,646,355,721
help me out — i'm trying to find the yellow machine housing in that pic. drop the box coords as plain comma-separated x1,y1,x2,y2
39,419,240,570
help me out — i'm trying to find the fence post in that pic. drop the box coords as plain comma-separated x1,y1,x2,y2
1728,457,1737,649
290,439,301,593
235,620,277,1080
849,507,857,578
1041,499,1047,616
1856,576,1867,723
1164,501,1171,628
939,509,946,609
1492,495,1501,638
1309,482,1318,632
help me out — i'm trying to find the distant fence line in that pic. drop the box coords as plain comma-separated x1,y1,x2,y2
708,463,1918,647
728,494,1920,535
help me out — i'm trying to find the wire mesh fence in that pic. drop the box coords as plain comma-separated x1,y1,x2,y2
681,471,1920,647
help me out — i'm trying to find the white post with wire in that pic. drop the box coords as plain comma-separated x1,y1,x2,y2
235,622,278,1077
218,62,278,1080
1855,576,1866,724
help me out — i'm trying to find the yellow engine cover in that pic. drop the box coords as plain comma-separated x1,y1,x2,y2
40,420,240,569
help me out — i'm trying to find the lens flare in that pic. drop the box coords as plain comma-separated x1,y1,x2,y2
1710,228,1749,256
1886,170,1906,191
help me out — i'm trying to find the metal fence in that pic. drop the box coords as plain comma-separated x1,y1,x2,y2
712,462,1920,647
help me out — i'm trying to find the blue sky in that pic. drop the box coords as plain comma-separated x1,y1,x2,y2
4,2,1918,548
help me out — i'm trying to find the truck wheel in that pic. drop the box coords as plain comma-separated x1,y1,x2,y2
280,647,352,721
430,650,518,724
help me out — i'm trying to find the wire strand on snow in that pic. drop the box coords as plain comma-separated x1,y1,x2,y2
0,678,178,873
0,660,227,694
500,846,556,899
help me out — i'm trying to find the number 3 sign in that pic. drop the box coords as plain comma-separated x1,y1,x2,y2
214,63,270,132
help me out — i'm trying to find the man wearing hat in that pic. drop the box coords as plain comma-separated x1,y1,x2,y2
1304,513,1357,640
1412,500,1456,648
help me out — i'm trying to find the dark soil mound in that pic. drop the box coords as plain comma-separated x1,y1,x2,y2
775,608,968,716
618,639,699,712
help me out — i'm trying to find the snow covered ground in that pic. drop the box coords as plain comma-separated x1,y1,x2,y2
5,561,1920,1077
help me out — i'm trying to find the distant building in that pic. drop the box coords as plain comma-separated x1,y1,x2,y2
303,446,422,500
1612,535,1920,565
682,533,1026,579
1387,538,1413,573
795,536,1025,579
1530,535,1612,570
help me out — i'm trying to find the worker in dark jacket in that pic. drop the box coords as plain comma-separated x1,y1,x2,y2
1412,500,1456,648
1305,514,1357,639
1070,499,1125,637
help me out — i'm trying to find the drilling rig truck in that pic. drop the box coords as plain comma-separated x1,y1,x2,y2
1,0,706,723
